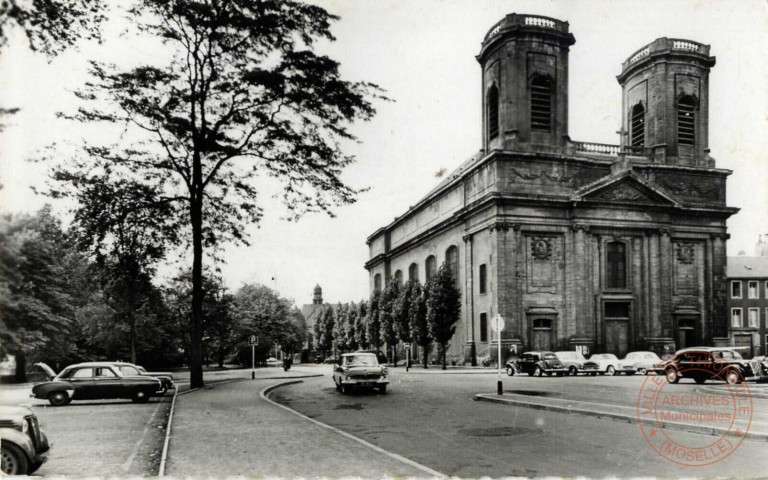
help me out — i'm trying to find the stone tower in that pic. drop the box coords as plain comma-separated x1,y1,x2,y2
617,38,716,166
476,14,575,153
312,284,323,305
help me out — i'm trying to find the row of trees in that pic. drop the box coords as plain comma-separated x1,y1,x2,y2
313,264,461,370
0,207,304,382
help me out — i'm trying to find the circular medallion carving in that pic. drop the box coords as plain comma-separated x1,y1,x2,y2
676,243,695,264
531,238,552,260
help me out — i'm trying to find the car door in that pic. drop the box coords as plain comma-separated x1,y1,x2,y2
519,354,532,374
92,367,123,399
69,367,96,399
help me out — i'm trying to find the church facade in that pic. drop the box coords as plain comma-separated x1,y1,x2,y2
365,14,738,364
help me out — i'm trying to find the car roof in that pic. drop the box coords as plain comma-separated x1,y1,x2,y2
64,362,120,368
342,352,376,356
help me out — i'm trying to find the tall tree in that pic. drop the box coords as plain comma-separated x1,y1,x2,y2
345,301,358,352
354,300,368,350
379,281,400,365
315,305,335,358
426,264,462,370
49,0,383,388
332,302,348,353
408,281,430,369
366,291,382,351
230,283,292,365
394,280,416,368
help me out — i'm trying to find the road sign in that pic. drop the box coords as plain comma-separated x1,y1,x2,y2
249,335,258,345
491,314,505,332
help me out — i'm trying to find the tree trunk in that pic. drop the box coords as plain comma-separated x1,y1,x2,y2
442,343,447,370
422,343,429,369
14,351,27,383
392,344,397,367
129,312,137,364
189,193,204,388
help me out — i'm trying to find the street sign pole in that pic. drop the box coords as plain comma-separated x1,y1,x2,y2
249,335,258,380
491,314,505,396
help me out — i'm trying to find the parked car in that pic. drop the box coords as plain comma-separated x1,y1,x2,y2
32,362,162,406
0,406,51,475
507,351,568,377
582,353,620,376
661,347,768,385
323,355,339,364
555,351,587,375
111,362,175,395
332,352,389,393
617,351,662,375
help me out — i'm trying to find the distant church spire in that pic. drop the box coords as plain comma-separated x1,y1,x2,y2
313,284,323,305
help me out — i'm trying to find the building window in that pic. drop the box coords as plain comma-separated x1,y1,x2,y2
487,84,499,140
480,313,488,342
731,308,742,328
445,246,458,285
530,75,553,132
408,263,418,282
677,95,696,146
748,308,759,328
374,273,382,292
731,281,742,299
630,103,645,147
748,281,759,299
425,255,437,282
606,241,627,289
479,264,487,294
394,270,403,285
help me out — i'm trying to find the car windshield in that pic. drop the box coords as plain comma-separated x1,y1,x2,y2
344,355,377,366
543,353,559,361
714,350,743,360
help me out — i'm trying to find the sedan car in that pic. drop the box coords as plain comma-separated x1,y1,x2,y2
661,347,768,385
333,352,389,393
582,353,620,376
555,351,587,375
1,406,51,475
507,351,568,377
617,351,662,375
32,362,162,406
112,362,175,395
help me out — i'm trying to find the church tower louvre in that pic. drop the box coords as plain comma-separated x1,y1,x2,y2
617,38,716,166
477,14,575,153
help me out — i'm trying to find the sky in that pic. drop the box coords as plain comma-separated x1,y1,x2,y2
1,0,767,307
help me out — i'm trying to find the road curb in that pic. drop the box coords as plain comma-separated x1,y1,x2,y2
698,385,768,400
261,380,446,478
474,393,768,442
157,388,178,476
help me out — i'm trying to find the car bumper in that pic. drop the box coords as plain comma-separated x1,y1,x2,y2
340,378,389,386
543,368,569,374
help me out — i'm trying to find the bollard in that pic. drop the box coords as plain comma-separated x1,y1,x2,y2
252,371,255,380
497,380,503,395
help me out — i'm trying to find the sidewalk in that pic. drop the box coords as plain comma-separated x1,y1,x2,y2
165,377,430,477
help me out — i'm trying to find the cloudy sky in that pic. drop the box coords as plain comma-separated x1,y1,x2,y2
1,0,767,306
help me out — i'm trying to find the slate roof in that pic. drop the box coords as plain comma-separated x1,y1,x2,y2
727,256,768,278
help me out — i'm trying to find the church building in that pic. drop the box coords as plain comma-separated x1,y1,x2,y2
365,13,738,364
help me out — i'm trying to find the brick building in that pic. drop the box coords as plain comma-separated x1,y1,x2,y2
727,257,768,358
365,13,738,365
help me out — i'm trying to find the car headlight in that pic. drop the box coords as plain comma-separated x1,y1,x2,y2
21,419,28,434
343,368,350,377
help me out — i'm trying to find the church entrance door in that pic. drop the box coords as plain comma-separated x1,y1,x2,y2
531,318,553,351
676,317,697,350
605,320,629,357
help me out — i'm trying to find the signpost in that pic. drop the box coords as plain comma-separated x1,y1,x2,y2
491,314,505,395
404,342,411,371
249,335,258,379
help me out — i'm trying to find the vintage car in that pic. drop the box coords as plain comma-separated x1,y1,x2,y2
112,362,175,395
32,362,162,406
582,353,620,375
1,406,51,475
617,351,662,375
661,347,768,385
554,351,587,375
333,352,389,393
507,351,568,377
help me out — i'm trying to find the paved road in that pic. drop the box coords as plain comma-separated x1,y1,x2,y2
273,370,768,477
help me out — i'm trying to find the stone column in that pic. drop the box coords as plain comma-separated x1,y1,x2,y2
571,224,590,338
462,233,477,366
648,230,662,338
711,233,728,339
659,229,673,338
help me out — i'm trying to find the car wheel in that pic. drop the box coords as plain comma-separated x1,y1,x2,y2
1,443,30,475
378,385,387,394
569,366,577,376
132,390,151,403
534,367,543,377
665,367,680,384
724,369,742,385
694,374,707,384
48,391,71,406
606,366,616,376
638,368,647,375
506,366,515,377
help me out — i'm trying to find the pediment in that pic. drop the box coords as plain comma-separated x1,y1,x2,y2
574,173,680,206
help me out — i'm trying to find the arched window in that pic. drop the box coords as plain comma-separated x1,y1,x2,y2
408,263,418,282
606,241,627,289
394,270,403,285
374,273,382,292
445,245,459,285
530,75,553,132
487,84,499,140
425,255,437,282
630,103,645,147
677,96,696,146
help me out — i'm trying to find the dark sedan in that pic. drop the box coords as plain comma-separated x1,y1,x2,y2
32,362,162,406
506,351,568,377
1,406,50,475
112,362,175,395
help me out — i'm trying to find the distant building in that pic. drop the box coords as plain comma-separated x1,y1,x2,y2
727,257,768,357
365,13,738,364
300,284,327,362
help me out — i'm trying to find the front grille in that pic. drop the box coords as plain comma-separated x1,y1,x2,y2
25,416,40,450
582,364,597,369
350,373,380,380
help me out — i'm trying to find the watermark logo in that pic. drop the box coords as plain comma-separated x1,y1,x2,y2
636,365,753,467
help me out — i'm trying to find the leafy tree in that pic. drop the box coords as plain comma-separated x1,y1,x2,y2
426,264,462,370
314,305,335,358
280,306,306,357
230,283,293,365
332,302,348,353
354,300,368,350
366,290,382,351
345,301,358,352
394,280,416,367
408,281,430,369
49,0,383,388
379,281,400,365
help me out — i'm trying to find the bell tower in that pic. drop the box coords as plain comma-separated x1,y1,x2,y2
477,14,575,152
617,38,716,166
